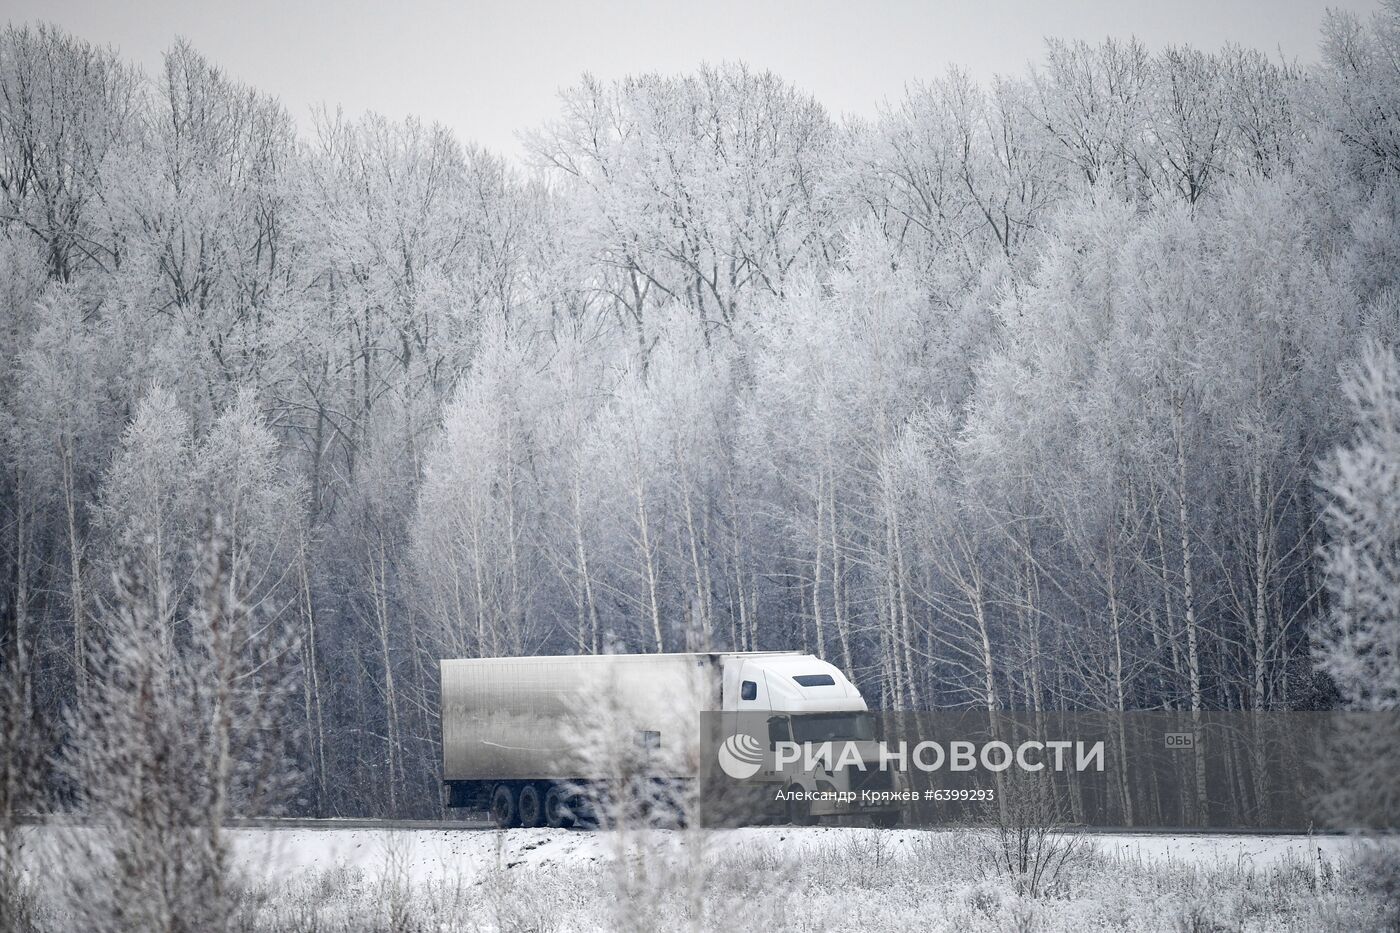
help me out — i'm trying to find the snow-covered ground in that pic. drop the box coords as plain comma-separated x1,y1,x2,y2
21,825,1400,931
209,825,1388,885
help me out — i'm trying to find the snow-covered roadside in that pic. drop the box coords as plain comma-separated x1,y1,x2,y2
1092,832,1387,870
25,824,1392,889
196,826,1400,887
21,824,1398,931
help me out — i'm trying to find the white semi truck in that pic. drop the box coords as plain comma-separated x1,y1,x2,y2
440,651,903,828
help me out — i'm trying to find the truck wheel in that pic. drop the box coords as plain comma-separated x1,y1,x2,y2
517,783,545,828
871,810,901,829
786,786,816,826
490,783,520,829
544,784,575,829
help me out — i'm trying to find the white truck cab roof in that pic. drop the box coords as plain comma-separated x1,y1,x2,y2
728,653,867,713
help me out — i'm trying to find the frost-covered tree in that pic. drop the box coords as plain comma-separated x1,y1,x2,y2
0,563,41,927
528,65,835,347
12,286,118,690
61,529,299,933
413,324,544,659
0,25,139,282
192,390,303,593
95,387,196,638
1027,37,1151,197
1316,0,1400,182
1316,343,1400,711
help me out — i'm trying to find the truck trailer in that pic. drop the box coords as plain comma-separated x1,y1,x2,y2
440,651,903,828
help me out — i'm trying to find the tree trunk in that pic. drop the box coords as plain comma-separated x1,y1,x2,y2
372,528,401,817
1107,543,1135,826
1250,450,1271,712
811,473,826,659
633,468,663,653
61,440,86,696
571,472,600,654
298,538,328,814
503,424,524,654
893,517,919,708
1172,395,1209,825
681,475,711,650
828,487,854,676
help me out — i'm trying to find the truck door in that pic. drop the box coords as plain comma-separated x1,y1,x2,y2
720,658,773,751
737,660,771,710
720,658,771,711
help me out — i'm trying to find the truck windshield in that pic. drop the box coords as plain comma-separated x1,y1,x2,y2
790,712,875,743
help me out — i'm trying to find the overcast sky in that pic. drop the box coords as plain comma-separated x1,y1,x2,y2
6,0,1382,161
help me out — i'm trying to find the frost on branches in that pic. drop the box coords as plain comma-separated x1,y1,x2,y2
1318,343,1400,712
57,527,300,931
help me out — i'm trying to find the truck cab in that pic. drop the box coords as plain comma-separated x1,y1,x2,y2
721,654,902,826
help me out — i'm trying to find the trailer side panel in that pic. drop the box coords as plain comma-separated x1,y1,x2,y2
440,653,723,781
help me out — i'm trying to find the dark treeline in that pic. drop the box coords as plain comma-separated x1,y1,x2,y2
2,7,1400,820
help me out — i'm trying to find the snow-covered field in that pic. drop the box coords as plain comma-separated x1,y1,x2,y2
19,824,1400,931
204,825,1384,883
